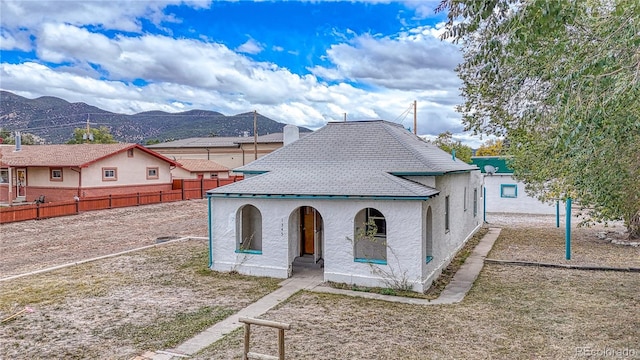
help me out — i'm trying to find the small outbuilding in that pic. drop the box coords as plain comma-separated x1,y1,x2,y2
207,120,483,292
471,156,556,215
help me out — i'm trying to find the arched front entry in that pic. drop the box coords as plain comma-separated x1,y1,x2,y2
289,206,324,271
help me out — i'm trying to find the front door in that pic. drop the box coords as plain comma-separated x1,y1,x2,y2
16,168,26,201
302,207,315,255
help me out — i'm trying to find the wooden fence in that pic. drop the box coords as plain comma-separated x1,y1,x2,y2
0,176,243,224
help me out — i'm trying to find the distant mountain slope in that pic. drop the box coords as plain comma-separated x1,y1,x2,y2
0,91,309,144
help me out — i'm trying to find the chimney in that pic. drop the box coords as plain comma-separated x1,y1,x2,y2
14,131,21,152
283,124,299,146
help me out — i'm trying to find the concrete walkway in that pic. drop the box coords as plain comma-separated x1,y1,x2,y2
137,227,501,359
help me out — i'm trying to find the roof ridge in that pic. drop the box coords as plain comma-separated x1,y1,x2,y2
381,172,439,196
379,122,441,170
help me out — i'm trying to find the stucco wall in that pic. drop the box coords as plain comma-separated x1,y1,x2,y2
151,143,280,170
81,148,172,188
26,167,80,187
171,167,230,179
483,174,556,214
209,171,484,292
422,171,483,290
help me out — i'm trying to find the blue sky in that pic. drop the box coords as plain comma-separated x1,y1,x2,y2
0,0,485,146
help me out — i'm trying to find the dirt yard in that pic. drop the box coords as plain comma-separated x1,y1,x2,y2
1,207,638,359
0,199,209,278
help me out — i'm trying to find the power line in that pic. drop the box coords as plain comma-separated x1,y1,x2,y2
392,102,414,129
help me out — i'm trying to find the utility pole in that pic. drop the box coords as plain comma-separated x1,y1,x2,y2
253,110,258,160
413,100,417,135
344,113,347,122
84,115,93,143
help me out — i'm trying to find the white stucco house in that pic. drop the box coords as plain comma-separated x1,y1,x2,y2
206,120,484,292
471,156,556,215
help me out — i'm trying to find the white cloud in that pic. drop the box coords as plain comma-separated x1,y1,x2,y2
237,38,264,54
0,29,32,51
310,31,462,91
0,0,209,34
0,1,475,144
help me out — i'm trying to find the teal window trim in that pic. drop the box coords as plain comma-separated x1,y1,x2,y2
426,256,433,264
500,184,518,198
354,258,387,265
235,249,263,255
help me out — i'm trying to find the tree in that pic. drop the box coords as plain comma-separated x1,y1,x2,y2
438,0,640,238
67,126,117,144
432,131,473,164
0,129,39,145
475,139,504,156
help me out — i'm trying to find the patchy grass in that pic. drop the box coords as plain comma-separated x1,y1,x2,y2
490,227,640,268
195,226,639,359
326,227,490,299
0,240,280,360
107,306,235,350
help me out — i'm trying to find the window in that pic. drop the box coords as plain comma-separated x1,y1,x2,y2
127,149,134,157
147,167,159,179
501,184,518,198
445,196,450,232
473,188,478,217
0,169,8,183
102,167,117,181
464,187,468,211
425,206,433,264
236,204,262,254
354,208,387,264
210,173,218,178
50,168,63,181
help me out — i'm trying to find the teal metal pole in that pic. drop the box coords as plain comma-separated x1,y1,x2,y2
208,195,213,268
565,197,571,260
556,200,560,228
483,187,487,223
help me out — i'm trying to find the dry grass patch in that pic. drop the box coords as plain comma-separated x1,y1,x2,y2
196,265,639,360
0,240,280,360
196,226,639,359
490,227,640,268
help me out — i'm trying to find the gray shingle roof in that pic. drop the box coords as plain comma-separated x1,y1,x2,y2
208,121,477,199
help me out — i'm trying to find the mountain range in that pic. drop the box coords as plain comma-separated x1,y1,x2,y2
0,91,309,144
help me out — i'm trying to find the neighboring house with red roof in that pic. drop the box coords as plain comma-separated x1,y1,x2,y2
172,159,230,179
0,143,179,204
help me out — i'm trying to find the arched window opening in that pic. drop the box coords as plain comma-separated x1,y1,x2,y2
353,208,387,264
425,206,433,263
236,204,262,254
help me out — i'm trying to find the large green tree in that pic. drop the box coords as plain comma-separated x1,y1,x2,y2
432,131,473,164
475,139,504,157
0,129,39,145
438,0,640,238
67,126,117,144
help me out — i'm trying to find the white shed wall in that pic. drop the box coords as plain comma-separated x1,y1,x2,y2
483,174,556,214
